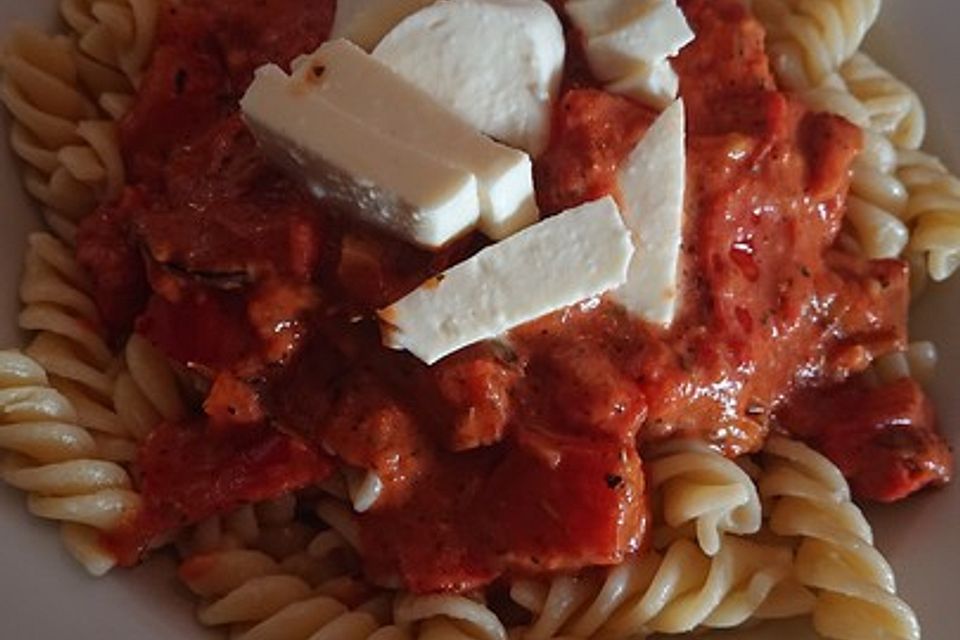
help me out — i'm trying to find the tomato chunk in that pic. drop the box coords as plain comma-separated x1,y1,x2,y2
779,376,953,502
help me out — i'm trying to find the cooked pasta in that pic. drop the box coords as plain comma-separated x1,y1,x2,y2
112,332,186,440
839,52,926,151
1,27,126,245
177,540,498,640
0,0,955,637
17,233,131,441
0,349,138,575
647,440,762,556
871,341,937,387
897,149,960,282
759,436,920,640
511,536,813,639
749,0,881,90
59,0,158,87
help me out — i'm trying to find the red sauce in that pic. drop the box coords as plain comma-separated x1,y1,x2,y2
77,0,952,590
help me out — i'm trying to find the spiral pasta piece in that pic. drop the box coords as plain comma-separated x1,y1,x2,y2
60,0,158,89
178,539,499,640
18,233,129,438
897,149,960,282
0,350,139,575
759,436,920,640
647,440,762,556
750,0,881,90
2,28,127,245
870,341,937,387
839,53,926,150
511,536,812,639
797,74,911,260
112,332,186,441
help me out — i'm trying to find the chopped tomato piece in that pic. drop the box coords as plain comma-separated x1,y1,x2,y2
779,376,953,501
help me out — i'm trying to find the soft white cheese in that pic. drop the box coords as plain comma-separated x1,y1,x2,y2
380,196,635,364
240,64,480,249
613,99,686,327
373,0,564,156
331,0,437,50
295,40,538,240
607,59,679,109
585,0,694,83
565,0,656,36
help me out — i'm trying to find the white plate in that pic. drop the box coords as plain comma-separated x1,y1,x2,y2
0,1,957,638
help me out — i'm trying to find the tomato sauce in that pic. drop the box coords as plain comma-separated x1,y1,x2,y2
77,0,951,591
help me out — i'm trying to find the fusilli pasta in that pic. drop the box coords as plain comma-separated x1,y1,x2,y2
0,349,138,575
647,440,762,556
750,0,881,90
759,436,920,640
897,149,960,282
2,28,126,245
510,536,812,639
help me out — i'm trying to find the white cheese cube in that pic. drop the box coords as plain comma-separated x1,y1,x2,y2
240,64,480,249
331,0,437,50
607,59,679,109
566,0,659,36
613,99,686,327
380,196,635,364
296,40,538,240
373,0,565,156
585,0,694,82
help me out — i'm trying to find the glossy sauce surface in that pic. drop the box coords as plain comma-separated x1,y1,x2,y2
79,0,950,590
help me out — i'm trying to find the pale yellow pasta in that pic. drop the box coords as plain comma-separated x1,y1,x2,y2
749,0,881,89
112,332,186,441
18,233,129,434
647,440,762,556
759,437,920,640
870,341,937,387
178,540,494,640
2,27,127,244
839,52,926,150
511,536,812,639
0,349,138,575
67,0,158,82
897,149,960,282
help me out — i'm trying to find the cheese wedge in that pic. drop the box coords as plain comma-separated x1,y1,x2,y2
294,40,538,239
607,59,679,110
585,0,695,83
331,0,437,50
373,0,564,156
241,64,480,249
613,99,686,326
566,0,657,36
380,197,635,364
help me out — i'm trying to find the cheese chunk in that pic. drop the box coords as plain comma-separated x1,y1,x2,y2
566,0,656,36
373,0,564,156
380,196,635,364
613,99,686,326
295,40,538,240
331,0,436,50
585,0,694,83
607,59,679,109
241,64,479,249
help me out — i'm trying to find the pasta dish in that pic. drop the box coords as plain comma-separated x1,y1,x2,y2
0,0,957,638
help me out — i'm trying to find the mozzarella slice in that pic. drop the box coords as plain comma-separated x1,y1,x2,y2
295,40,538,240
241,64,479,249
585,0,694,83
613,99,686,327
566,0,656,36
373,0,564,156
380,196,635,364
331,0,436,50
607,59,679,109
